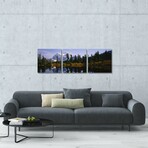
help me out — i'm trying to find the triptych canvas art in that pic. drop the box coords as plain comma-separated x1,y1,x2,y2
38,49,112,73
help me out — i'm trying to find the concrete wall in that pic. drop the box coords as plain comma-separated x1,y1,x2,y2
0,0,148,116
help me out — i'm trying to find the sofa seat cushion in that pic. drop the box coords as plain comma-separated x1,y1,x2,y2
75,107,133,125
17,107,74,124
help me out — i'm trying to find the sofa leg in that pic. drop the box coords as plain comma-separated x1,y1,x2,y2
121,125,124,130
128,125,130,131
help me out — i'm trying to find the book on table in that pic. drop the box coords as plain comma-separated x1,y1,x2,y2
8,117,27,125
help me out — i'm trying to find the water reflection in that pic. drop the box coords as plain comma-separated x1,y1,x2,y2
38,67,61,73
88,66,111,73
38,66,111,73
63,67,86,73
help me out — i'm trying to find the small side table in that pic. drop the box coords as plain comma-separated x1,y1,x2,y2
0,112,11,138
3,118,54,143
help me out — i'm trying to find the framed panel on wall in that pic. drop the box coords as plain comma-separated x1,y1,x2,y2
38,49,62,73
88,49,112,73
63,49,86,73
37,49,112,73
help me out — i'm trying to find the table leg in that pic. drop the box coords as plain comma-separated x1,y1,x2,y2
14,127,28,143
14,123,54,143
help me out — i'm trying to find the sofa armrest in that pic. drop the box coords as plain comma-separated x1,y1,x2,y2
4,99,19,120
127,99,145,125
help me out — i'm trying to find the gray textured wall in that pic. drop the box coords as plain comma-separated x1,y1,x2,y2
0,0,148,116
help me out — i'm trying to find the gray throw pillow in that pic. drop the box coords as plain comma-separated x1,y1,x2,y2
102,94,124,107
63,88,91,107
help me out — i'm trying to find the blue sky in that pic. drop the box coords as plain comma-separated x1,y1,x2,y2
38,49,61,59
38,49,112,59
88,49,112,56
63,49,86,57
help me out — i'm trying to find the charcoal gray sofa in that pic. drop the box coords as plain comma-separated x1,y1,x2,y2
4,91,145,130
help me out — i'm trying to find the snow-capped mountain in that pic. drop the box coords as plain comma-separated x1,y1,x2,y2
52,53,61,61
62,52,75,61
51,52,78,62
62,52,69,61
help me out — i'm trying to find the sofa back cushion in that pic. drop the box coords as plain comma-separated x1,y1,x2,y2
51,99,84,109
13,91,132,108
41,93,63,107
63,88,91,107
102,94,124,107
90,91,133,108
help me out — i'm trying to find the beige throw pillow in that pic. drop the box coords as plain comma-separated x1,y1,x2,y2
51,99,84,109
41,93,63,107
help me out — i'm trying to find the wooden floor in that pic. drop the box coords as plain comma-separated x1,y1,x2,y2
0,118,148,148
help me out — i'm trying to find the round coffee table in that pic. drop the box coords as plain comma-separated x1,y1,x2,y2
3,118,54,143
0,112,11,138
